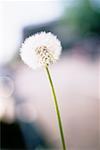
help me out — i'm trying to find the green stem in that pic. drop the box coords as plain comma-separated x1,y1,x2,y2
45,66,66,150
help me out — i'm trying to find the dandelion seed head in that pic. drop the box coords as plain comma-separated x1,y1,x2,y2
20,32,62,69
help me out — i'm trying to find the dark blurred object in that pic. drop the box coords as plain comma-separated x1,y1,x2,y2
0,121,50,150
19,122,50,149
71,36,100,60
0,121,26,149
23,21,57,40
23,20,75,50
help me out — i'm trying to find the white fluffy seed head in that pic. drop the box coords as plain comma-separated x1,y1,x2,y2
20,32,62,69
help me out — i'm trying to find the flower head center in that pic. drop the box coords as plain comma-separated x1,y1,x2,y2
35,46,55,66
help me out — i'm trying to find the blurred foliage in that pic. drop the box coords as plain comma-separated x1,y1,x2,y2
61,0,100,37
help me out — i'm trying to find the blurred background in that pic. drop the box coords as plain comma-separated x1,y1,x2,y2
0,0,100,150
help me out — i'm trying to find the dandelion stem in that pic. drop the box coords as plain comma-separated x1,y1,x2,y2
45,66,66,150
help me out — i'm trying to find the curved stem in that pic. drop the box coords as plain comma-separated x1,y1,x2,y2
45,66,66,150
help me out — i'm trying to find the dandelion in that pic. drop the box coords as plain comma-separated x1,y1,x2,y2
20,32,61,69
20,32,66,150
